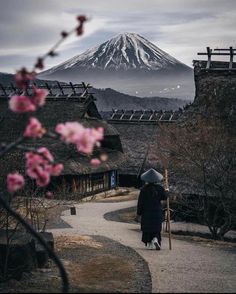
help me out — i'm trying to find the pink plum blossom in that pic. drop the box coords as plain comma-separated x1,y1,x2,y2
91,127,104,141
51,163,63,176
24,117,46,138
77,15,87,23
35,168,50,187
80,127,103,153
9,86,48,113
46,191,54,199
76,128,96,154
56,122,104,155
9,95,36,113
90,158,101,167
15,68,36,90
31,86,48,107
38,147,54,162
35,57,44,70
26,154,47,179
76,15,87,36
100,153,108,162
55,122,84,144
7,172,25,193
25,148,63,187
61,31,69,38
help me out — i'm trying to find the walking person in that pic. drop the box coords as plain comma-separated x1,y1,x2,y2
136,168,168,250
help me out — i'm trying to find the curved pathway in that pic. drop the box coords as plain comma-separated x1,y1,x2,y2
50,200,236,293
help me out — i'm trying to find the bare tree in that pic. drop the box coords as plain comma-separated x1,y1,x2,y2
157,115,236,240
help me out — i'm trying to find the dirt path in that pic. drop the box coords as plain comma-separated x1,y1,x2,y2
50,200,236,293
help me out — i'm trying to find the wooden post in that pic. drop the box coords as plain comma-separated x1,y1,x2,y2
72,178,77,192
70,82,77,95
206,47,212,69
0,83,7,96
57,81,65,96
164,169,172,250
229,46,233,69
45,82,53,96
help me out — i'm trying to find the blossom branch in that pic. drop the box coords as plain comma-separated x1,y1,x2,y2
15,15,88,89
0,137,26,158
33,15,88,72
4,14,106,192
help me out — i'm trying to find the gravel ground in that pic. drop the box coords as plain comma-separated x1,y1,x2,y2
49,199,236,293
45,205,72,230
104,205,236,242
0,200,151,293
4,195,234,293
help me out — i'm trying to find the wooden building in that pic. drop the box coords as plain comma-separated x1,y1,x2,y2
0,82,125,198
192,47,236,134
108,109,182,187
107,47,236,188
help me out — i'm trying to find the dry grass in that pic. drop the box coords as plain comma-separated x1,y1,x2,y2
53,235,135,292
93,189,139,203
0,234,141,293
55,235,103,250
67,254,134,292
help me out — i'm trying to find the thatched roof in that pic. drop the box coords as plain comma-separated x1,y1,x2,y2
106,107,183,176
60,149,125,175
0,83,125,183
109,122,165,176
0,83,104,142
193,60,236,71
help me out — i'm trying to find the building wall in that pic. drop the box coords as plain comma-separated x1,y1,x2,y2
51,170,118,200
193,63,236,130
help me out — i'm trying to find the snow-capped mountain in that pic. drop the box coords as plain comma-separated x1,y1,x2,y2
43,33,189,73
40,33,194,99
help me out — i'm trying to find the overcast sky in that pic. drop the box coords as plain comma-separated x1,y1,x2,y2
1,0,236,73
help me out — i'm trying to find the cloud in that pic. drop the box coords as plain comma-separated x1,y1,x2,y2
0,0,235,72
156,10,236,65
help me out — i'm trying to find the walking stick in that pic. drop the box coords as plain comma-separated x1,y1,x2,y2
164,168,172,250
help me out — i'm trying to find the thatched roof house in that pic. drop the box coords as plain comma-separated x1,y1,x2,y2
192,59,236,132
0,82,125,197
108,109,182,187
108,54,236,189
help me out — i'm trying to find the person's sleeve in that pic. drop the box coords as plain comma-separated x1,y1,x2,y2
137,189,144,216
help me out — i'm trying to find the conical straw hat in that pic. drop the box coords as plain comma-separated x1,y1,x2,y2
141,168,163,183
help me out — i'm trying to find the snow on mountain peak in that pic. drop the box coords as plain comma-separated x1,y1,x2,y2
43,32,188,74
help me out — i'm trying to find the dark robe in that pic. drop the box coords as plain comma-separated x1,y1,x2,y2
137,183,167,244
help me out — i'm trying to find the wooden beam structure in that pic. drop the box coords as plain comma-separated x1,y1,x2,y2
197,46,236,70
0,82,95,102
108,109,182,123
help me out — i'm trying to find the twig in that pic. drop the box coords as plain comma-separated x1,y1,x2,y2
0,137,25,158
0,193,69,293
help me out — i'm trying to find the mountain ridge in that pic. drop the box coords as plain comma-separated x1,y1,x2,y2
42,32,190,74
0,72,189,111
92,87,188,111
38,32,194,99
